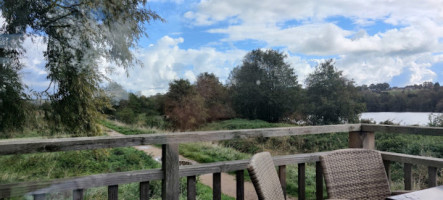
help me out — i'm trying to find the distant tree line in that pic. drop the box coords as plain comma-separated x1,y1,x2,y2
106,49,365,131
358,82,443,112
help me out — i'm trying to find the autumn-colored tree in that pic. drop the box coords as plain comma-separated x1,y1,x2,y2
165,79,207,131
196,73,235,121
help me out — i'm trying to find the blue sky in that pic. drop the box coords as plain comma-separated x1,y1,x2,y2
11,0,443,96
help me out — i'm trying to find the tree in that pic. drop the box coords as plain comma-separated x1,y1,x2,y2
1,0,162,135
229,49,300,122
165,79,207,131
305,60,365,125
104,82,129,105
0,48,29,134
195,73,234,121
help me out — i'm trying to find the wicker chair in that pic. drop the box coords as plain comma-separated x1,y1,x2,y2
247,152,285,200
320,149,391,200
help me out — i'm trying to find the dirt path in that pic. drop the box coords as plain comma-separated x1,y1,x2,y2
104,127,295,200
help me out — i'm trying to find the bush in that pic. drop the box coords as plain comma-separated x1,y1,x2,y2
115,108,137,124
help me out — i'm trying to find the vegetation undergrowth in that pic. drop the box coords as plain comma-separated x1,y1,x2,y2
198,118,294,131
100,120,157,135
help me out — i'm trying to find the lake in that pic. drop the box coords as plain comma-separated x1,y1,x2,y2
360,112,442,126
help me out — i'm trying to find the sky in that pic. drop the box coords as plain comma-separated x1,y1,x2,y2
9,0,443,96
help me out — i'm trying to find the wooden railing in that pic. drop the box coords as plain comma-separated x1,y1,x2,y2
0,124,442,200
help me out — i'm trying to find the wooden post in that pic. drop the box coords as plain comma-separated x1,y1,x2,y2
403,163,412,190
383,160,391,186
316,161,323,200
298,163,306,200
33,194,46,200
108,185,118,200
140,181,150,200
162,144,179,200
213,172,221,200
73,189,83,200
428,166,437,187
187,176,196,200
278,165,287,199
236,170,244,200
349,131,375,149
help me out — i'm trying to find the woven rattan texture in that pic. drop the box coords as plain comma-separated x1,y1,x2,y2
320,149,391,200
248,152,285,200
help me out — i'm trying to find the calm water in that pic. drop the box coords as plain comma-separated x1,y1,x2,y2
360,112,442,126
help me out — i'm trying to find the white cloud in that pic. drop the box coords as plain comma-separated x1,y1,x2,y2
186,0,443,85
107,36,246,96
186,0,443,27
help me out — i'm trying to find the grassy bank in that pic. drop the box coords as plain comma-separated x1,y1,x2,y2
100,120,157,135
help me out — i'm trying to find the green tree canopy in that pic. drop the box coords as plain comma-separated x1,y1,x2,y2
305,59,365,125
1,0,162,135
229,49,300,122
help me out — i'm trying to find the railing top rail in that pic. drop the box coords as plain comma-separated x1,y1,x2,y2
0,124,360,155
361,124,443,136
1,150,441,198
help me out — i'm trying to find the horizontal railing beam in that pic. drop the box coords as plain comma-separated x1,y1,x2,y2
0,169,163,198
381,151,443,168
0,124,361,155
361,124,443,136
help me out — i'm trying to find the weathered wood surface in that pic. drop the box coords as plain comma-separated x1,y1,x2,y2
0,169,163,198
236,170,244,200
162,144,179,200
0,152,326,198
298,163,306,200
33,193,45,200
140,181,150,200
403,163,412,190
315,161,323,200
73,189,83,200
1,150,441,198
381,151,443,168
108,185,118,200
428,167,437,187
278,165,286,199
213,173,221,200
187,176,196,200
383,160,391,185
348,131,375,149
0,124,361,155
361,124,443,136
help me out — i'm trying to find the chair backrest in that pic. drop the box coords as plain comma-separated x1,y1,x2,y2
320,149,391,200
247,152,285,200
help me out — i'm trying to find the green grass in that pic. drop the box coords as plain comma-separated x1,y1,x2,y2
100,120,157,135
0,147,160,184
198,118,294,131
179,143,250,163
99,120,237,199
0,147,162,199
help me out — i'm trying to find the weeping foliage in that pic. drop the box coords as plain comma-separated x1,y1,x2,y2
0,15,28,135
0,47,29,135
0,0,162,136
